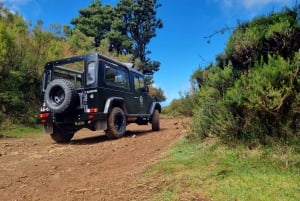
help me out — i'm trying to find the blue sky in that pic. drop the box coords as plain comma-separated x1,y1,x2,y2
1,0,296,105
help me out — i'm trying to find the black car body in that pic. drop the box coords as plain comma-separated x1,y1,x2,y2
39,53,161,143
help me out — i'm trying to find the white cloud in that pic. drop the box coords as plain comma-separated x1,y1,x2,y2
208,0,295,25
241,0,293,9
1,0,43,22
1,0,33,13
220,0,294,10
222,0,234,8
1,0,33,7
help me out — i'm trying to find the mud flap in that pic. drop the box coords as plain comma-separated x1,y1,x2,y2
44,122,53,134
93,120,107,130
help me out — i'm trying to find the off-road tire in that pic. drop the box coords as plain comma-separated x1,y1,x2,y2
45,79,77,113
151,109,160,131
50,124,75,143
105,107,126,139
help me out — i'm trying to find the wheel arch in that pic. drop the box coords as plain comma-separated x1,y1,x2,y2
104,97,126,114
149,102,161,115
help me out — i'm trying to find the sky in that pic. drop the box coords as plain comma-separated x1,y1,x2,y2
1,0,297,105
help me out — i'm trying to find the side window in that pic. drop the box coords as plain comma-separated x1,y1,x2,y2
105,65,129,88
134,75,145,91
87,62,96,85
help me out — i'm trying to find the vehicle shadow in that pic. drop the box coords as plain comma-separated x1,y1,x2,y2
124,128,166,137
70,134,108,145
70,128,166,145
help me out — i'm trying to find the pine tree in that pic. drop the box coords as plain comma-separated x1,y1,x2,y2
71,0,113,47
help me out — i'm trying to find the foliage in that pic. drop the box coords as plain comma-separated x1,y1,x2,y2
190,87,237,140
190,65,237,139
191,55,299,144
66,28,94,55
148,85,166,102
188,6,300,144
126,0,163,75
163,92,197,117
221,7,300,70
226,55,300,141
71,1,114,47
0,8,55,128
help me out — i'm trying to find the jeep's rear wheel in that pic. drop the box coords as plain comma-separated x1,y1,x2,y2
50,124,75,143
151,109,160,131
106,107,126,139
45,79,77,113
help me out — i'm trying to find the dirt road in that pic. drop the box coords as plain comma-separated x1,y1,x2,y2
0,117,187,201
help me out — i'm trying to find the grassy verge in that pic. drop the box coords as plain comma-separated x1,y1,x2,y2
139,137,300,201
1,125,43,138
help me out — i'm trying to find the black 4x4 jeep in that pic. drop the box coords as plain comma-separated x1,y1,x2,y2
38,53,161,143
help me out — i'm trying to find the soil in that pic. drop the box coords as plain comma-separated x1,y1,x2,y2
0,117,201,201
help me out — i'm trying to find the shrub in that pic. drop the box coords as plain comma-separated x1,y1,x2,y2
190,87,237,140
226,55,300,141
163,92,197,117
190,65,237,140
190,54,299,144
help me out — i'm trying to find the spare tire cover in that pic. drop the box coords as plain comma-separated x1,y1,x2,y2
44,79,77,113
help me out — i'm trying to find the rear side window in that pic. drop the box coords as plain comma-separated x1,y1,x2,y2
42,70,51,91
105,65,129,88
87,62,96,86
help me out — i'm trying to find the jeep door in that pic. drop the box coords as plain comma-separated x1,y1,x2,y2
102,62,133,113
132,73,152,114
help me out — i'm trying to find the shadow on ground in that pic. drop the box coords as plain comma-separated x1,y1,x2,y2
70,128,167,145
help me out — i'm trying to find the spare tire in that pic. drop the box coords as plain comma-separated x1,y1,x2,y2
44,79,77,113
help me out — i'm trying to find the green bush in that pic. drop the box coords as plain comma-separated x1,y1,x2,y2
190,86,237,140
189,7,300,145
223,7,300,70
190,54,300,144
226,55,299,141
163,93,196,117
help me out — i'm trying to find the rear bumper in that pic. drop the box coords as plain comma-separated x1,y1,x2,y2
39,112,107,125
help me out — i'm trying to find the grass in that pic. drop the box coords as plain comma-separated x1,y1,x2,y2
139,137,300,201
0,125,43,138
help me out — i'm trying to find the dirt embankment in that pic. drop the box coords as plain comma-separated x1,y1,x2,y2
0,117,189,201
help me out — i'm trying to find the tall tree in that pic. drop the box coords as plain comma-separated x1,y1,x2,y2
71,0,163,76
127,0,163,75
71,0,113,47
108,0,134,54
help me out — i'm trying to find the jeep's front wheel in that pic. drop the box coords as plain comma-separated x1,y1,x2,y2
50,124,75,143
106,107,126,139
151,109,160,131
